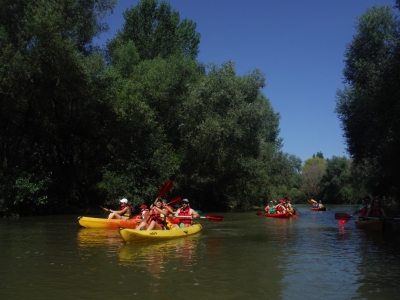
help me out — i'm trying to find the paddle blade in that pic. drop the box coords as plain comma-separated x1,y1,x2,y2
205,215,224,222
338,219,349,226
335,213,351,220
291,214,298,219
157,181,174,198
100,206,110,212
256,212,263,216
168,197,182,205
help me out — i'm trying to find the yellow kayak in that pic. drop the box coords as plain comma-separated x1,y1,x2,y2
355,218,394,231
77,216,141,229
118,223,202,242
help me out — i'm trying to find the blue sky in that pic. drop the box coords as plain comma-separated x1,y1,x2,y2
95,0,397,163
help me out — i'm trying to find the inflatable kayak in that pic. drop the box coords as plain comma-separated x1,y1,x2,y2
264,213,291,218
118,223,202,242
77,216,141,229
311,207,326,211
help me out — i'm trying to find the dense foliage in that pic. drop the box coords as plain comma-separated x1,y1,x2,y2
0,0,303,216
336,1,400,201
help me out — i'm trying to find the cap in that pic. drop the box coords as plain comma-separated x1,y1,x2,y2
182,198,189,203
279,199,285,204
120,198,128,203
140,204,147,209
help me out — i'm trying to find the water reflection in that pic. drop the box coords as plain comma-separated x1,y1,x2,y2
118,236,200,270
77,228,122,249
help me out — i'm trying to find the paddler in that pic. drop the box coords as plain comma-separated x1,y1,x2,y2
108,198,132,219
364,197,387,219
135,198,168,230
174,199,199,228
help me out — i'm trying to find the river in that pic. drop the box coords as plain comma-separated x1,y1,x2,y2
1,204,399,300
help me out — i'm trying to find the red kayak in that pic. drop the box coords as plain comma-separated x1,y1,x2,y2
264,213,291,218
311,207,326,211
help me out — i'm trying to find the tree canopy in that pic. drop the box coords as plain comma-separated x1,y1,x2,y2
336,2,400,199
0,0,305,216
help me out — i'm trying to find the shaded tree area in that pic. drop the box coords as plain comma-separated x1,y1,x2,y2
0,0,302,216
336,1,400,203
298,154,370,204
0,0,118,216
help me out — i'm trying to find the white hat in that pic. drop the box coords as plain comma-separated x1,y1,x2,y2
182,198,189,203
120,198,128,203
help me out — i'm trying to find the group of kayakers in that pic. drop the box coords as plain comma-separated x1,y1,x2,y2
107,197,199,230
264,197,294,215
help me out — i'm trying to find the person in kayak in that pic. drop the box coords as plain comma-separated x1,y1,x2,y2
174,199,199,227
352,197,370,218
265,201,273,213
162,198,174,217
275,200,286,214
364,197,387,219
318,200,324,208
139,204,149,220
108,198,132,220
284,197,292,210
135,199,168,230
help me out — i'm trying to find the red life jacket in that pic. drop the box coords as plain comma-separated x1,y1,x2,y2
369,206,381,217
178,207,192,225
276,204,284,212
150,209,165,227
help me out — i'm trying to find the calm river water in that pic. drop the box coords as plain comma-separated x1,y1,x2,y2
1,205,400,300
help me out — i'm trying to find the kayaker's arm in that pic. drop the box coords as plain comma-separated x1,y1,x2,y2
191,209,200,219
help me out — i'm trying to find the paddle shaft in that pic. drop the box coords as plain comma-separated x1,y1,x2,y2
176,215,223,221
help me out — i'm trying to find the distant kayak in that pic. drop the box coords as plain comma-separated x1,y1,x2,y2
311,207,326,211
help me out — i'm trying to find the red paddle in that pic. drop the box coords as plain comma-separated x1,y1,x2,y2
256,211,263,215
334,213,352,220
167,197,182,205
157,181,174,198
338,219,349,226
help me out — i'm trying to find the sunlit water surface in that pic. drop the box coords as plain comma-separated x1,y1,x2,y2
1,205,400,300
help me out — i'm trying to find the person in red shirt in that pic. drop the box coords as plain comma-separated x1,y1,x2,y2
108,198,132,219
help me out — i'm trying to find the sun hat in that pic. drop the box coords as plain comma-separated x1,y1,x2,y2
120,198,128,203
140,204,147,209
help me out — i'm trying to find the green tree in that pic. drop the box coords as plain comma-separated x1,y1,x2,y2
98,53,202,206
335,3,400,199
176,62,293,210
0,0,117,215
318,156,353,204
107,0,200,61
300,157,327,199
